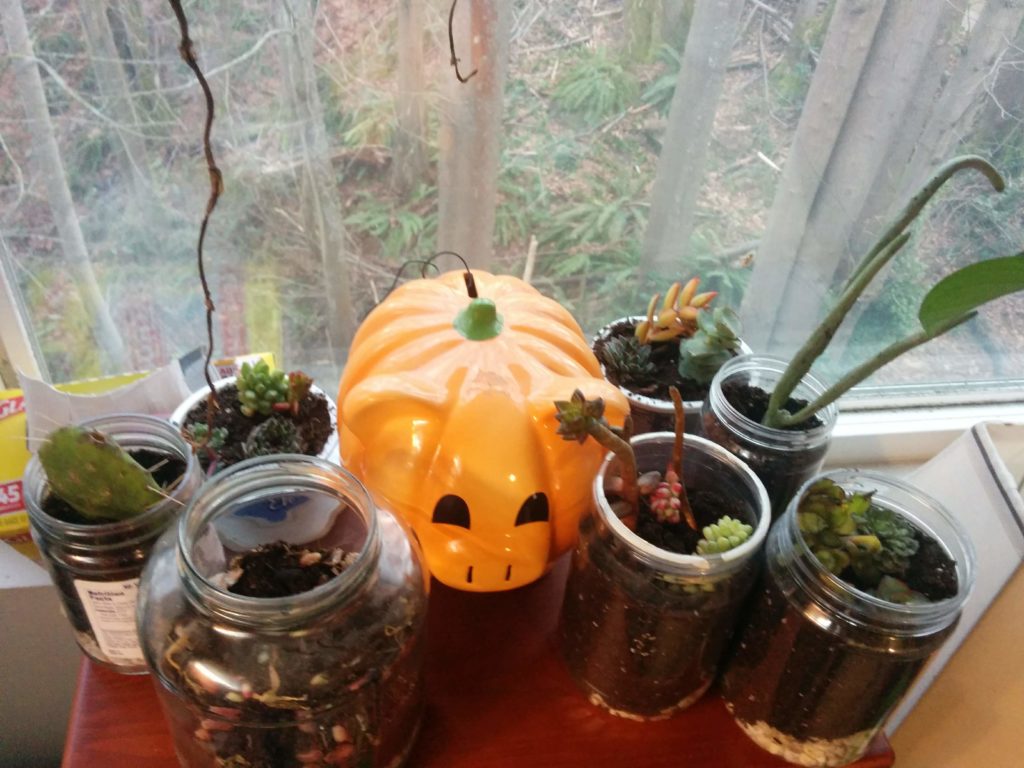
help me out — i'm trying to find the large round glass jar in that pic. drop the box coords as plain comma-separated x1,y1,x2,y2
24,414,201,674
559,432,770,720
701,354,837,517
722,470,975,767
137,455,428,768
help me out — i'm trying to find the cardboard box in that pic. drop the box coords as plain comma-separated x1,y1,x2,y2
889,423,1024,765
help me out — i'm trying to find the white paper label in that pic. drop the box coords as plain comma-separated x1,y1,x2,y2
73,578,145,665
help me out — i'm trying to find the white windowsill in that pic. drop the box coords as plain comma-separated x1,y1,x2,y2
826,401,1024,470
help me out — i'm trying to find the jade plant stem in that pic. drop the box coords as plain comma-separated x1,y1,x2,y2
762,155,1012,429
669,387,697,530
843,156,1004,291
588,418,638,508
554,390,637,511
764,232,911,427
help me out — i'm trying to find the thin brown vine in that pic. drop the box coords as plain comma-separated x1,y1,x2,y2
167,0,222,424
448,0,478,83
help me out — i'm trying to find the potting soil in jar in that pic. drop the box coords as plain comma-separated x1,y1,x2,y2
559,433,769,720
138,456,428,768
721,471,973,768
702,356,836,518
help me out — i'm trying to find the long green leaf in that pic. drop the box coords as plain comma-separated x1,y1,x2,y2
919,252,1024,333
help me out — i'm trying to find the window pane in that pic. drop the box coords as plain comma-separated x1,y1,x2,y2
1,0,1021,398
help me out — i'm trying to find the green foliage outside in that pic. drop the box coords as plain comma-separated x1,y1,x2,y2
3,0,1020,389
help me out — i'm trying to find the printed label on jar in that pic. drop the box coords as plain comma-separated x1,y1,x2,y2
73,578,145,665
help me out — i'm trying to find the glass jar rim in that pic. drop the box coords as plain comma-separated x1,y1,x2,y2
707,353,838,451
783,469,976,629
593,432,771,576
24,413,198,538
177,454,379,624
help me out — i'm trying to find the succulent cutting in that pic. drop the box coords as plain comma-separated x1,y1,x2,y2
761,155,1024,430
555,387,750,552
796,477,952,604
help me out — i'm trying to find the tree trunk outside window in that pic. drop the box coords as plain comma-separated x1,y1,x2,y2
0,0,127,373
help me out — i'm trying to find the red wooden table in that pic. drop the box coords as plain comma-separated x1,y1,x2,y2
62,556,893,768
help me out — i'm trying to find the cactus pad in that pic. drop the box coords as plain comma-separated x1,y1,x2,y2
38,426,164,522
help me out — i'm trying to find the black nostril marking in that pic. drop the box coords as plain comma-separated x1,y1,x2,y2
466,565,473,584
505,564,512,581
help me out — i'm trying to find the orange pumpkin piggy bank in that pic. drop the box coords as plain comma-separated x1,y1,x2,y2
338,270,628,591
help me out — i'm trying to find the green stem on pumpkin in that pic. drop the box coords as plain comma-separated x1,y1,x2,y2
453,297,503,340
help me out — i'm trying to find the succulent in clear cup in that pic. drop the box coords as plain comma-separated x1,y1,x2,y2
703,155,1024,516
555,388,769,719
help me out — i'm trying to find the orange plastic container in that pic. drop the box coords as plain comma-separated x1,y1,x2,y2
338,270,628,592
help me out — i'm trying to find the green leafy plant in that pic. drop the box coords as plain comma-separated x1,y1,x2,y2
762,155,1024,429
544,176,646,254
850,504,919,586
600,335,656,387
39,426,163,521
237,360,290,417
236,362,317,420
344,187,437,260
697,516,753,555
554,388,638,507
641,44,682,116
243,415,302,459
186,423,228,451
678,306,743,386
552,50,636,124
796,478,921,599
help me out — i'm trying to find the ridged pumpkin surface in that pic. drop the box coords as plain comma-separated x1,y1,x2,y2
338,270,628,591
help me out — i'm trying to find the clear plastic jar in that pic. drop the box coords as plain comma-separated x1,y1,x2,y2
559,432,770,720
137,455,428,768
701,354,837,517
24,414,202,674
722,470,975,767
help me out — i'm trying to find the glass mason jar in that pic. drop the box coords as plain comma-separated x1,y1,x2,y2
701,354,837,518
24,414,202,674
137,455,428,768
559,432,770,720
722,470,975,767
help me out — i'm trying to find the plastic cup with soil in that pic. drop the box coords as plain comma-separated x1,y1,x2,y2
170,364,337,472
137,455,428,768
701,354,837,518
592,282,747,435
721,470,975,767
23,414,201,674
554,389,770,719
